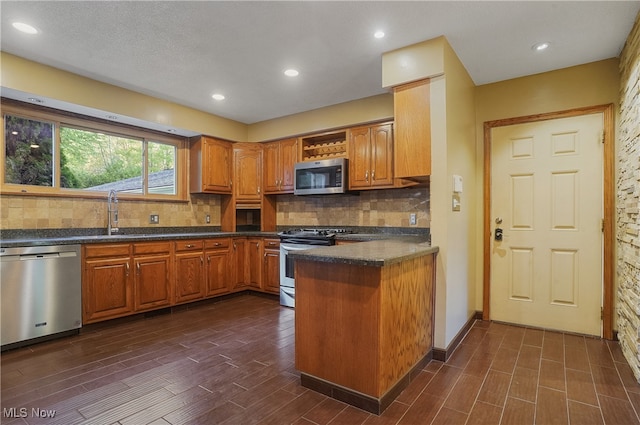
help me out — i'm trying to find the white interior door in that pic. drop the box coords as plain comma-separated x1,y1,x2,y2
490,113,604,336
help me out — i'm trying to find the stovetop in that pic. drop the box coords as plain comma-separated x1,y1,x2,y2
277,228,353,238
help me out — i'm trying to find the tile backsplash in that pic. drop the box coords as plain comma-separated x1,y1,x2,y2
277,187,430,228
0,194,221,230
1,187,429,231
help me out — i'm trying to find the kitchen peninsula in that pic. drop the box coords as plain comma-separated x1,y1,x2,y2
292,238,438,414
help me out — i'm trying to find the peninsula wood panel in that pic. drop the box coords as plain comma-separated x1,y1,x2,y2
295,261,380,396
379,254,434,392
295,253,435,398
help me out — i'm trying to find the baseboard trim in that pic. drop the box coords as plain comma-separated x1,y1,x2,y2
433,311,483,362
301,349,433,415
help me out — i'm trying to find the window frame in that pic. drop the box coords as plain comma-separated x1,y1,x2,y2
1,101,188,201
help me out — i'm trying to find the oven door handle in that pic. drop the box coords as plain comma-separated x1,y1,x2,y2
281,243,321,251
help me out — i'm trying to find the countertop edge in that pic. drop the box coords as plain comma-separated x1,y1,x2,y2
290,238,438,267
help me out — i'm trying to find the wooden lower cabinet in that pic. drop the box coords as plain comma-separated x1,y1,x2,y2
133,242,172,311
205,238,232,296
248,238,263,289
175,252,205,303
83,236,277,324
82,244,133,324
232,237,263,290
263,238,280,294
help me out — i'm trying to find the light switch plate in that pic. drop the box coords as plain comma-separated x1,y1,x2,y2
409,213,417,225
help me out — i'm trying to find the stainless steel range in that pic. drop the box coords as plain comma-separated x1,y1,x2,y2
278,228,351,307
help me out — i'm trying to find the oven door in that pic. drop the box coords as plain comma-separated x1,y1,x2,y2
279,242,323,308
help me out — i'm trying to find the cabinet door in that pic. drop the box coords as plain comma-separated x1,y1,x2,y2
248,238,263,289
231,238,248,290
203,137,232,193
175,252,205,303
279,138,298,193
205,249,231,296
349,126,372,189
134,254,172,311
394,80,431,178
234,145,263,201
83,257,133,323
263,141,281,193
370,123,394,187
263,249,280,294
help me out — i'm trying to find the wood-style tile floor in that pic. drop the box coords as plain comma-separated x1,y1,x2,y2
2,294,639,425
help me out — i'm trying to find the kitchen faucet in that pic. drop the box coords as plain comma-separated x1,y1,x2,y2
107,189,119,235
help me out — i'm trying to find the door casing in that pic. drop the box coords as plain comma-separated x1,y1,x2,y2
482,104,615,339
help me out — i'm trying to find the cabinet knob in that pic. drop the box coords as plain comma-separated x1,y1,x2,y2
365,170,369,182
372,170,375,180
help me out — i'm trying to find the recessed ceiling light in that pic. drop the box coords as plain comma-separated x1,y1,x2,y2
284,69,299,77
212,93,225,101
532,42,550,52
12,22,38,35
374,30,385,39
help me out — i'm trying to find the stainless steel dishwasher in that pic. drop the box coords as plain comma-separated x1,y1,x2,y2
1,244,82,349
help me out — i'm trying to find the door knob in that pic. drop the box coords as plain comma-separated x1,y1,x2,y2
495,217,503,225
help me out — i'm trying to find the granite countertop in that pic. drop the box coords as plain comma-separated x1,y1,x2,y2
289,237,438,267
0,230,277,248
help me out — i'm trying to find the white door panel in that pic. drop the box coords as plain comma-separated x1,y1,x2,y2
490,113,603,336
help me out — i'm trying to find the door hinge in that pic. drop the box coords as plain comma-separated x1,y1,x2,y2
601,307,604,320
601,219,605,233
600,130,605,144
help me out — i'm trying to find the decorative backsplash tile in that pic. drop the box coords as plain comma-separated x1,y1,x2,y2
276,187,430,228
1,188,429,231
0,194,221,230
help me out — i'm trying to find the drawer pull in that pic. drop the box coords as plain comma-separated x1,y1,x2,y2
185,244,195,248
214,242,220,246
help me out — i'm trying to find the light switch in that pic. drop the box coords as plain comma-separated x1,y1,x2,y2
453,175,463,193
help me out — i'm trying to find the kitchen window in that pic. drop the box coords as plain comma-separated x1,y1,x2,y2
1,103,187,200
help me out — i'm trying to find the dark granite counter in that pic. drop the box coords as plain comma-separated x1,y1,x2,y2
0,229,277,248
290,237,437,267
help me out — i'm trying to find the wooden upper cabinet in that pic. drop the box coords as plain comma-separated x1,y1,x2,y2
190,136,232,194
393,80,431,179
349,122,394,189
264,138,298,194
234,143,263,202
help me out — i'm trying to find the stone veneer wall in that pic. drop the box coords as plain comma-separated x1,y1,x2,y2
0,194,221,230
617,12,640,382
276,187,430,228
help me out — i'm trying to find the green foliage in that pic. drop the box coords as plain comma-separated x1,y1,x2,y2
60,127,143,189
4,115,54,186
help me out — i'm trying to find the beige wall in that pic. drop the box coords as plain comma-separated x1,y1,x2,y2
1,52,247,142
474,59,621,323
248,94,394,142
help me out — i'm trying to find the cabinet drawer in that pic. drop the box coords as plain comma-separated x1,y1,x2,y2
204,238,231,250
263,238,280,249
175,240,204,252
84,243,131,259
133,242,172,255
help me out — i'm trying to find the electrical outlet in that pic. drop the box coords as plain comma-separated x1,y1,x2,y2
205,214,211,224
409,213,417,226
149,214,159,224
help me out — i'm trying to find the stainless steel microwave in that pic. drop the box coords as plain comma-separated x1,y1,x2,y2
294,158,348,195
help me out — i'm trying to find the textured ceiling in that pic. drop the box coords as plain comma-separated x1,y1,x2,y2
1,1,638,126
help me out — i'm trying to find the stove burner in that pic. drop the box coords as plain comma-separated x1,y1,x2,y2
277,228,353,239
